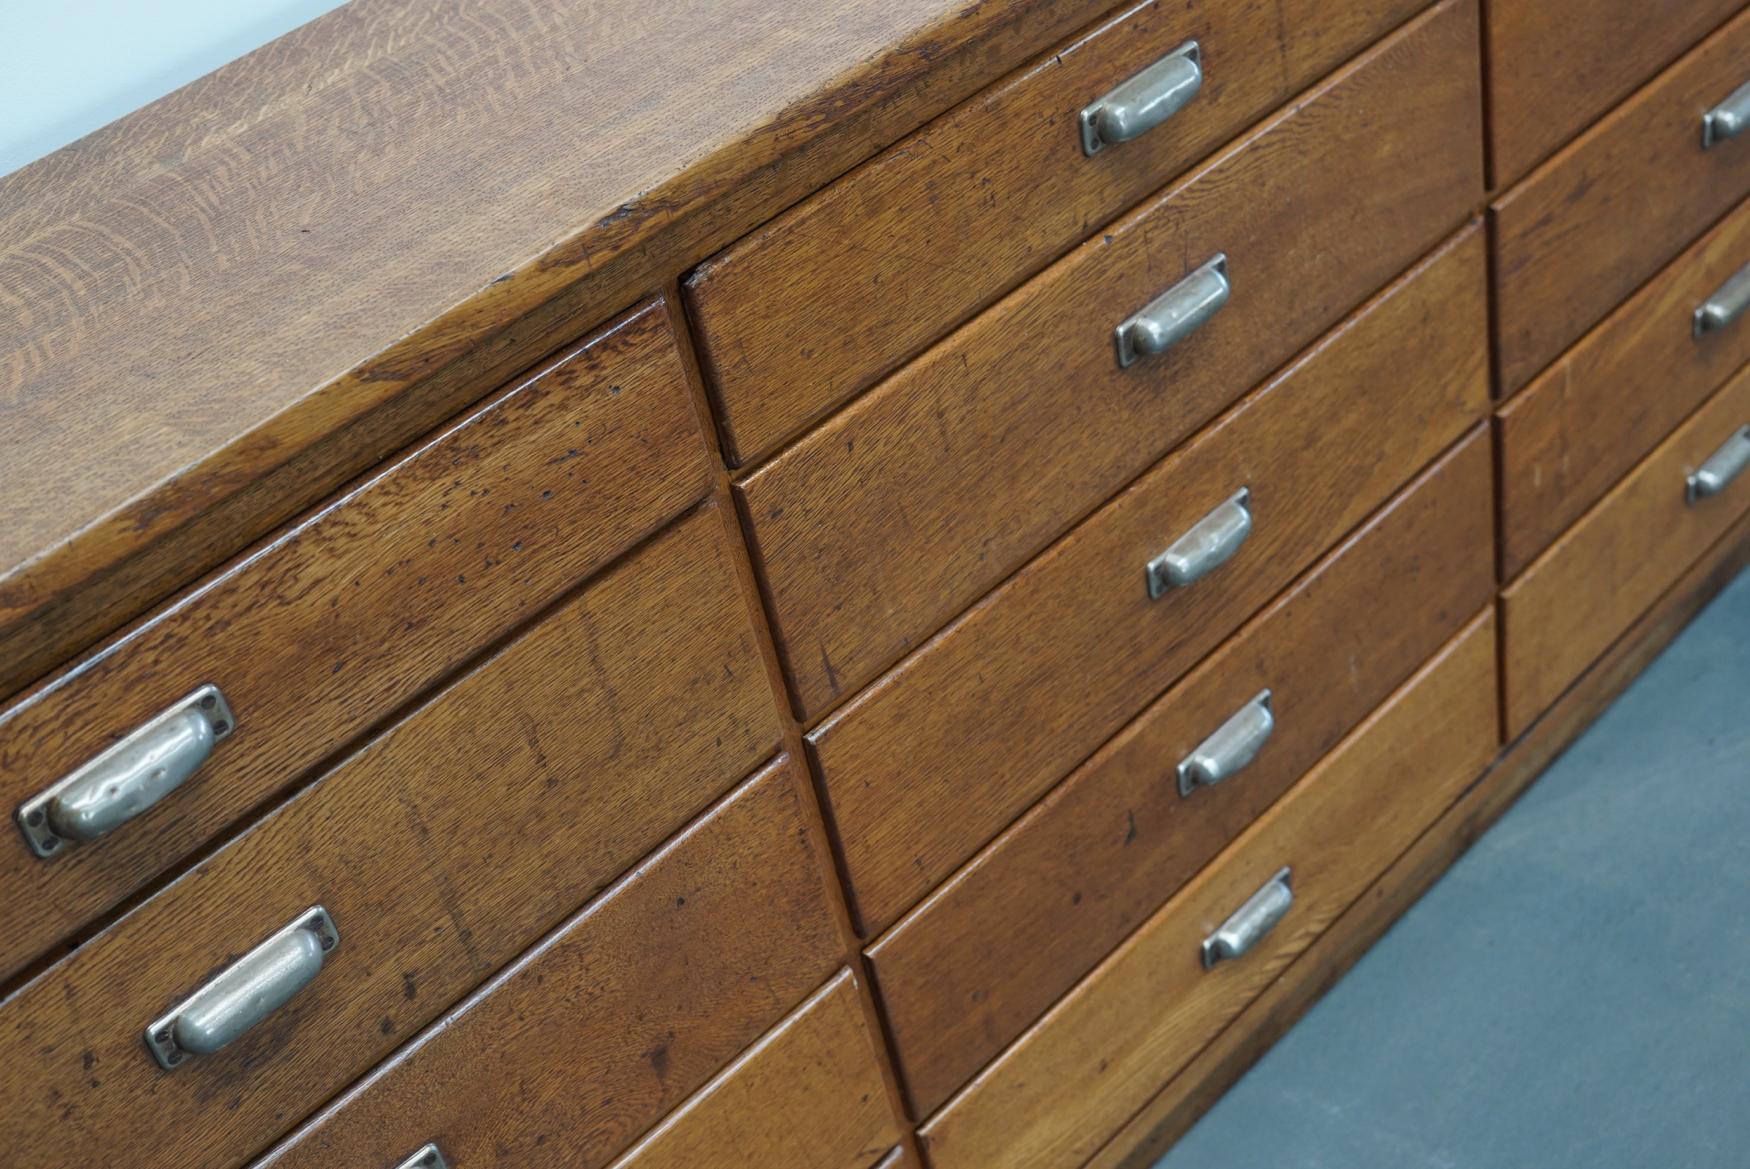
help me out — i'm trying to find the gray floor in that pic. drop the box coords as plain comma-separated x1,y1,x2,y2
1153,566,1750,1169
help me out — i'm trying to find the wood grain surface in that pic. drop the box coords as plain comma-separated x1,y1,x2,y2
741,0,1483,720
870,420,1494,1117
811,236,1489,938
247,761,842,1169
0,303,709,981
1085,510,1750,1169
1484,0,1742,186
0,0,1124,703
0,508,780,1169
1492,6,1750,394
1497,193,1750,578
607,971,899,1169
918,611,1499,1169
1501,362,1750,737
686,0,1428,463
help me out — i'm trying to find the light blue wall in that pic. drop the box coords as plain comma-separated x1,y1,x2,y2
0,0,349,176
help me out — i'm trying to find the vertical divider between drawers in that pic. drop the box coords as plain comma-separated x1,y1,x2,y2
1475,0,1499,192
662,279,927,1150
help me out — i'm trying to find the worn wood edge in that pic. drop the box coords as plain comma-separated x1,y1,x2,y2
0,0,1122,705
1077,511,1750,1169
0,491,755,1003
1475,0,1497,193
234,750,823,1169
600,968,898,1169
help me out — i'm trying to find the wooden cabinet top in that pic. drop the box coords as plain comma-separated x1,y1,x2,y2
0,0,1114,698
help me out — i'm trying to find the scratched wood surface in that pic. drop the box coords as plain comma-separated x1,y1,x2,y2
0,0,1122,701
1496,193,1750,579
1501,362,1750,737
0,509,780,1169
606,972,899,1169
0,304,712,983
1491,6,1750,394
247,762,845,1169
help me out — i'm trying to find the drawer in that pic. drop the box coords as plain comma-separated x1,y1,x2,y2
1486,0,1742,186
918,611,1500,1169
0,300,711,979
811,230,1490,937
0,507,780,1169
1502,364,1750,738
1499,194,1750,578
606,971,898,1169
740,0,1483,721
245,761,840,1169
869,423,1496,1116
1493,8,1750,394
685,0,1430,464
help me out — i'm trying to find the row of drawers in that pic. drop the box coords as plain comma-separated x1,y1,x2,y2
2,421,1503,1169
717,0,1750,747
893,236,1750,1169
881,199,1750,1157
5,754,909,1169
1040,13,1750,1157
2,8,1480,1168
689,0,1750,462
878,420,1496,1117
846,0,1750,1154
1486,3,1750,738
9,2,1750,1168
817,218,1489,937
2,0,1477,980
737,0,1482,721
0,506,799,1167
1501,265,1750,737
18,0,1749,987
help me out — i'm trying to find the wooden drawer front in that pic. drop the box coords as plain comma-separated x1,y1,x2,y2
607,972,898,1169
0,301,710,979
1499,195,1750,579
741,1,1483,721
685,0,1430,464
918,612,1500,1169
0,508,780,1169
869,425,1495,1117
242,762,839,1169
1486,0,1743,186
811,230,1489,937
1502,364,1750,738
1493,8,1750,395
